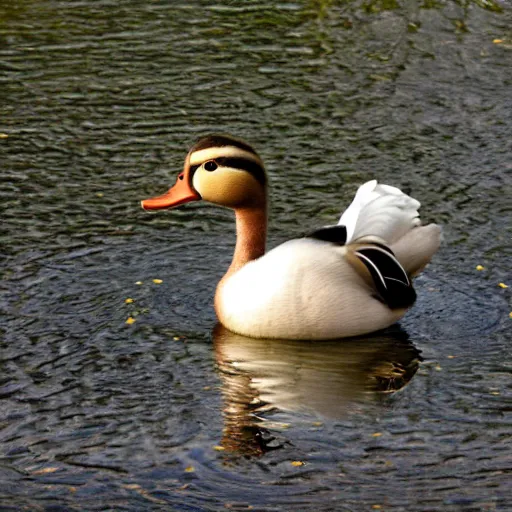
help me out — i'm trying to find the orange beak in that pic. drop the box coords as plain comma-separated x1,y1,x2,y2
141,156,201,211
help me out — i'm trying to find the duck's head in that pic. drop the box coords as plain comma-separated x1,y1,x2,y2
141,134,267,211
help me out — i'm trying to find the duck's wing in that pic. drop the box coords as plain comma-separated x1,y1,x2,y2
339,180,421,245
346,243,417,310
307,180,420,247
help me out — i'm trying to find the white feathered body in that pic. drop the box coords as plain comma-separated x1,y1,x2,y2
216,180,441,340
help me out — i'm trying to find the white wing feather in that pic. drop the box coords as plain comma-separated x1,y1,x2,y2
339,180,421,244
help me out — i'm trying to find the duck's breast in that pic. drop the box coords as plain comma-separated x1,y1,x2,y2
216,238,405,340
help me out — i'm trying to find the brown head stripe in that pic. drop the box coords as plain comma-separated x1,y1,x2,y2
188,135,266,186
215,157,266,186
188,157,266,187
190,134,259,155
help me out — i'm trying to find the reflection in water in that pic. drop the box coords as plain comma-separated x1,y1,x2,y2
214,324,422,456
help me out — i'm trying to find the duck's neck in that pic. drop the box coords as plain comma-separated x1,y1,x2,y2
226,206,267,277
214,203,267,321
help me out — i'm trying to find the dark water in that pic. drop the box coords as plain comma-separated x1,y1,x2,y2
1,0,511,510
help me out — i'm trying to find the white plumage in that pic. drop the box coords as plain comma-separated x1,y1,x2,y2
339,180,421,244
218,237,406,340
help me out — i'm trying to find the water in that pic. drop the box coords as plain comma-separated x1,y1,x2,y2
1,0,511,510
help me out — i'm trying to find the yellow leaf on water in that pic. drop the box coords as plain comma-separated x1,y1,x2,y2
184,466,195,473
125,317,136,325
125,298,134,304
153,279,163,284
291,461,304,467
498,282,508,289
135,281,143,285
32,467,59,475
0,133,8,139
96,192,104,198
476,265,485,271
213,445,225,451
371,432,383,437
493,39,503,44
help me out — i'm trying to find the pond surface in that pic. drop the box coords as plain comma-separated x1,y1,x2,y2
1,0,511,510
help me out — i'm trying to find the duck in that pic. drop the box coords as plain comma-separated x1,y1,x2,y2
141,134,441,340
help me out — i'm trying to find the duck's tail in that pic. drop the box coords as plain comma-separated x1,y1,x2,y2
339,180,441,276
390,223,441,276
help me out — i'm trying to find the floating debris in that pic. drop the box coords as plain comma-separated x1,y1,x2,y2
135,281,143,285
291,461,304,467
371,432,382,438
476,265,485,271
184,466,195,473
125,298,134,304
213,445,225,451
498,282,508,289
153,279,163,284
0,133,9,139
31,467,60,475
493,39,503,44
96,192,104,198
125,317,136,325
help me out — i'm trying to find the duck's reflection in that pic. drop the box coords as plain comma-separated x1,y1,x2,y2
213,324,422,456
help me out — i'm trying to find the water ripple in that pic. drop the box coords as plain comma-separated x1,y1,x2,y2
1,0,511,510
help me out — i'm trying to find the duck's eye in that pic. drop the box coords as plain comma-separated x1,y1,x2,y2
204,160,218,172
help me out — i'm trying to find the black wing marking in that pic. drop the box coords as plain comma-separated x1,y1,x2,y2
353,238,394,255
306,225,347,245
355,246,416,309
